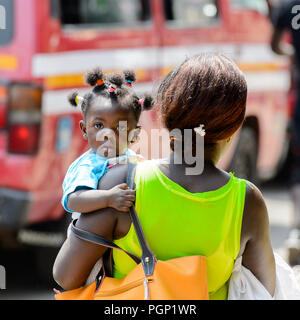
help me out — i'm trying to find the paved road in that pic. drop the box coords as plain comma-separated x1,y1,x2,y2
264,185,293,261
0,183,298,300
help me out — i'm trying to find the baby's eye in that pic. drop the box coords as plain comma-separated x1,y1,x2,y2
94,123,104,130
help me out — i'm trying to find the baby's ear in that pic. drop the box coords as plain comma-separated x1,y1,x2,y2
136,126,142,136
133,126,142,139
79,120,88,140
128,126,142,143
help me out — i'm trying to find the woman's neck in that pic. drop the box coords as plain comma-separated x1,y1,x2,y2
168,150,219,167
164,151,216,169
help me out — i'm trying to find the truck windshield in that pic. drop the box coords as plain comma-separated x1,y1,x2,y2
231,0,269,15
0,0,13,46
52,0,151,28
164,0,219,27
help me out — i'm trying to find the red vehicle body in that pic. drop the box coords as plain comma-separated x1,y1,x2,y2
0,0,292,269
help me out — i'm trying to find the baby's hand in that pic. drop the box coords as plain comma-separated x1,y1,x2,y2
107,183,136,213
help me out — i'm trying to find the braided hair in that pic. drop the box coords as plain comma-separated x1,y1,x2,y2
68,67,154,122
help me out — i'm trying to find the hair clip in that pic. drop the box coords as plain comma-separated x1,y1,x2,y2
96,78,105,86
75,95,84,107
139,98,144,106
194,124,206,137
109,85,116,93
125,80,133,87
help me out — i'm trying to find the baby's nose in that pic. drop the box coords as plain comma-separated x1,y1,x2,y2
96,128,116,142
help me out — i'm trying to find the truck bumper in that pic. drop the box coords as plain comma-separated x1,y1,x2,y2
0,188,32,229
0,189,66,248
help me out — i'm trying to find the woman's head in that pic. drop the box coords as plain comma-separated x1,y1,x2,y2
156,53,247,153
68,67,154,157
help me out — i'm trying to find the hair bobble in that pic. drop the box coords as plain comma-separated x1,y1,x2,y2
109,85,117,93
96,78,105,86
75,95,84,108
67,91,84,108
123,70,136,87
125,80,133,87
85,67,105,87
139,98,144,106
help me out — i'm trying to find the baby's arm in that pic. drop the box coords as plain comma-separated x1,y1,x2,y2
67,183,135,213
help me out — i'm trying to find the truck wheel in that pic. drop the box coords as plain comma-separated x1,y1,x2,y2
28,214,71,285
228,127,258,184
36,247,61,286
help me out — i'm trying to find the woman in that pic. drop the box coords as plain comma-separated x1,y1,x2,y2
53,53,276,300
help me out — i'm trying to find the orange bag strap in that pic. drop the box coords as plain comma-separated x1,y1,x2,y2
127,161,157,277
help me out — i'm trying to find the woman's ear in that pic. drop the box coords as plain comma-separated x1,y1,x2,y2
79,120,88,140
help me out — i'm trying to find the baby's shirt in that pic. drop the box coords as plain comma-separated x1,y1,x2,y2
61,148,143,215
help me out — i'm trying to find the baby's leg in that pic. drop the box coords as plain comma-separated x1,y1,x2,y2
67,213,103,286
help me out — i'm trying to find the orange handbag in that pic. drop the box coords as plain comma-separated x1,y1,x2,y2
55,162,209,300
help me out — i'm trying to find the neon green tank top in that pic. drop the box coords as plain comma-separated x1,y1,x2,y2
113,159,247,300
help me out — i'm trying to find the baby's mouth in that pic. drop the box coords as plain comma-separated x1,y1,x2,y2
99,144,116,157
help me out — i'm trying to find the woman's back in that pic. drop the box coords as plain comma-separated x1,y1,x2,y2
113,159,248,299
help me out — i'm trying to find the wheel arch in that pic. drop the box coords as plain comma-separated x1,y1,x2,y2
243,116,260,155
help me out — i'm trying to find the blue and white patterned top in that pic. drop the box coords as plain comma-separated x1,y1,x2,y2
61,148,140,214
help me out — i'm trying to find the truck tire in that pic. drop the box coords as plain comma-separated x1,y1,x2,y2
228,127,258,185
28,214,71,285
36,247,61,286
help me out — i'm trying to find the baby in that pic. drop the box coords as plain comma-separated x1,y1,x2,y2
61,68,153,228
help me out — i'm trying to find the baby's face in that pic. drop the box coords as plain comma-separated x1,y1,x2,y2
81,96,138,158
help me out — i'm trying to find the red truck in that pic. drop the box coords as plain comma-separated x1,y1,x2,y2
0,0,292,279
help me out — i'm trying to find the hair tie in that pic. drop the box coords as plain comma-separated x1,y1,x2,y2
75,95,84,107
96,78,105,86
125,80,133,87
109,85,116,93
139,98,144,106
194,124,206,137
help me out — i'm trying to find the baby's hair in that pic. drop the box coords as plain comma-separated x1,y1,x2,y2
85,67,105,87
68,67,154,122
157,53,247,150
123,70,137,87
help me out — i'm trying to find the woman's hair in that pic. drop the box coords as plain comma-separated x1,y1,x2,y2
156,53,248,146
68,67,154,123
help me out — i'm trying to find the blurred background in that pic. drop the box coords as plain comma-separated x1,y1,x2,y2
0,0,300,299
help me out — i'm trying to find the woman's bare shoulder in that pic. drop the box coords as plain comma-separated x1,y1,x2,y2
244,181,269,230
238,181,270,257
